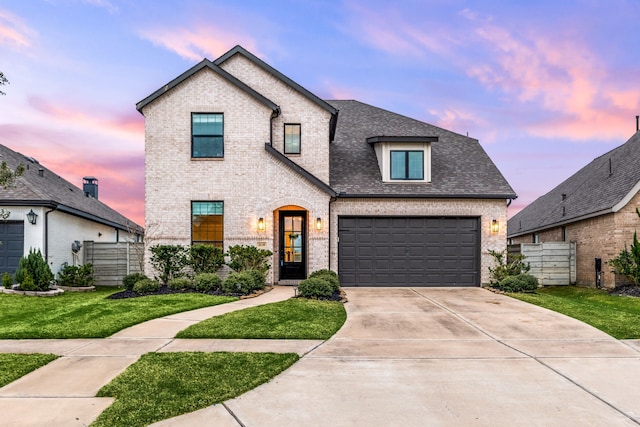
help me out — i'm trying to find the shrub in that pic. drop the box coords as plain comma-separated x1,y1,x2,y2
245,269,266,291
493,274,539,293
222,271,256,295
2,272,12,288
168,277,193,291
226,245,273,274
189,244,225,274
309,269,340,292
609,230,640,286
122,272,148,291
57,264,95,287
193,273,222,292
487,250,530,285
133,278,160,294
149,245,189,285
298,277,334,299
14,248,54,291
19,271,36,291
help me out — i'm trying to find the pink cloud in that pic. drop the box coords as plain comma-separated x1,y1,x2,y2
28,96,144,139
138,16,264,62
0,8,36,49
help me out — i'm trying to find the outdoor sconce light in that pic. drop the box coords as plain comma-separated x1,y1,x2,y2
491,219,499,234
26,209,38,225
257,217,265,231
316,217,322,231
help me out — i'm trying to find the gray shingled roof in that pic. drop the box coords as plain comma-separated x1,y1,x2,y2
0,144,143,233
328,100,516,198
508,132,640,237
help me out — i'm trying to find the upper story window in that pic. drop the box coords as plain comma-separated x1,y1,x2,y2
284,124,301,154
390,150,424,180
192,201,223,248
192,113,223,158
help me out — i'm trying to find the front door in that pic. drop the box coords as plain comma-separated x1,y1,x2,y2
279,211,306,280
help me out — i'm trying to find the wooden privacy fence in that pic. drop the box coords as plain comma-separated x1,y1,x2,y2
508,242,576,286
83,241,144,286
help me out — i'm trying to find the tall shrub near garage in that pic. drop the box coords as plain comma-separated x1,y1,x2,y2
14,248,54,291
609,208,640,286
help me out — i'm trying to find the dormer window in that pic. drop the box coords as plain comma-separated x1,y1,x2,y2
367,136,437,183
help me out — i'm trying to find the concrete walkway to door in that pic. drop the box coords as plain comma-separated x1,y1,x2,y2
214,287,640,426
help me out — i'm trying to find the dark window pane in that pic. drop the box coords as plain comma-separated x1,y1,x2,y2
192,113,223,158
193,136,223,158
408,151,424,179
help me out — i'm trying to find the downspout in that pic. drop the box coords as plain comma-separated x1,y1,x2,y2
269,108,281,146
44,205,58,263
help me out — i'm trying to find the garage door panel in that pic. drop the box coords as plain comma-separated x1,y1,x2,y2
339,217,479,287
0,222,24,275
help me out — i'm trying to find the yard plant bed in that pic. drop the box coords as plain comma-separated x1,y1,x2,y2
178,298,347,340
92,351,299,427
609,285,640,298
0,287,236,339
509,286,640,339
107,285,273,299
0,353,58,387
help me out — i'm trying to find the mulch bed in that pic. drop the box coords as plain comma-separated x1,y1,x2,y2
608,285,640,297
107,285,273,300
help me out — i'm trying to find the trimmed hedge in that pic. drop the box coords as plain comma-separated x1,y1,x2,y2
493,274,539,293
193,273,222,292
122,273,148,291
222,272,257,295
133,278,160,294
298,277,334,299
308,269,340,293
168,277,193,291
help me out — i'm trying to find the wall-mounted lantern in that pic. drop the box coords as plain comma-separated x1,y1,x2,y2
491,219,499,234
26,209,38,225
257,217,265,232
316,217,323,231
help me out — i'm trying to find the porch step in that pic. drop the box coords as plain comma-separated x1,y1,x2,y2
278,280,302,286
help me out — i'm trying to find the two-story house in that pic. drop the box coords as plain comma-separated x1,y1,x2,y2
137,45,515,287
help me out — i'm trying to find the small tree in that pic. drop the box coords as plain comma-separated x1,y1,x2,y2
149,244,189,285
609,208,640,286
14,249,54,291
487,249,530,285
0,161,25,189
226,245,273,274
189,244,224,274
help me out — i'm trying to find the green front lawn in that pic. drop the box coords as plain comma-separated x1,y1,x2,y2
0,353,58,387
177,298,347,339
92,352,299,427
0,287,236,339
509,286,640,339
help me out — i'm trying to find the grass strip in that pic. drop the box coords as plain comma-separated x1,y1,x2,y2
0,353,58,387
0,287,236,339
509,286,640,339
92,351,299,427
177,298,347,339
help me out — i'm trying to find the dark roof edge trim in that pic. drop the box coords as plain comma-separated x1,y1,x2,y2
507,208,613,238
264,143,337,197
136,58,280,114
366,136,439,145
336,193,517,199
215,45,338,116
0,200,143,233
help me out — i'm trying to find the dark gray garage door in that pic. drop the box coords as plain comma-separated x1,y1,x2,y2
338,217,479,287
0,221,24,275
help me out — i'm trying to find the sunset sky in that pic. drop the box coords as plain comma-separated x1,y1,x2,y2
1,0,639,227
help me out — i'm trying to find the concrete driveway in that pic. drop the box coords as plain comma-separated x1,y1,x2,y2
219,287,640,426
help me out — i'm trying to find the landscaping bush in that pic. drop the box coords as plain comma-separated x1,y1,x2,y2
14,249,54,291
167,277,193,291
222,271,256,295
122,272,148,291
149,244,189,285
133,278,160,294
308,269,340,292
193,273,222,292
226,245,273,274
189,244,225,274
487,249,530,285
57,264,95,287
19,271,36,291
298,277,334,299
2,272,12,288
609,229,640,286
246,269,266,291
493,274,539,293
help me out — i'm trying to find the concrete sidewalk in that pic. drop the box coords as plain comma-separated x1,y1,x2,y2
0,285,303,427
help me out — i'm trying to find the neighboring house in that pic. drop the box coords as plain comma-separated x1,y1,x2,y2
508,131,640,288
137,45,515,287
0,143,144,277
